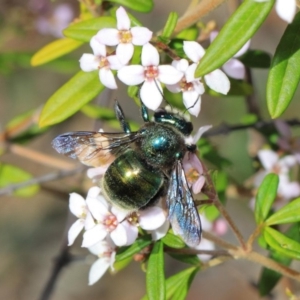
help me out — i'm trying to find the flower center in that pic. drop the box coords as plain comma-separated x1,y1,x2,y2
119,30,132,43
127,212,139,226
179,77,194,92
272,164,281,174
103,214,118,232
144,66,159,81
186,168,200,185
98,56,109,69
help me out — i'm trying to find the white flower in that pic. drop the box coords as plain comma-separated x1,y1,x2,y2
118,43,184,110
88,239,116,285
165,59,205,116
68,187,100,246
82,190,137,248
255,0,296,23
79,36,123,89
255,149,300,200
210,31,250,80
183,41,230,95
96,6,152,64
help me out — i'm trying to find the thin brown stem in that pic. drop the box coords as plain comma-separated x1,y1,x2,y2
202,231,237,251
174,0,227,35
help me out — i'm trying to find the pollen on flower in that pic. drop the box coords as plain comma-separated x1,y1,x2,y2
179,78,194,92
186,168,200,184
126,212,139,226
118,30,132,43
98,57,110,69
144,66,159,81
103,214,118,231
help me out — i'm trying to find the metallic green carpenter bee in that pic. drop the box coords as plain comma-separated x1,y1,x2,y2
52,101,202,246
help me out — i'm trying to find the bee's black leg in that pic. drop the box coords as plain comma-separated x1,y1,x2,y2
140,99,149,122
114,101,131,133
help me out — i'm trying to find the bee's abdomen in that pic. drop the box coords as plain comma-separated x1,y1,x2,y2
103,149,164,210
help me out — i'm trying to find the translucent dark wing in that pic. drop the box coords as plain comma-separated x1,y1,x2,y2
52,131,140,167
166,160,202,247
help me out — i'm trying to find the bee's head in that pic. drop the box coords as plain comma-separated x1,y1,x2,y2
154,108,193,136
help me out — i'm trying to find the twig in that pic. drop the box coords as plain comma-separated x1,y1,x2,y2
0,166,85,196
165,246,231,257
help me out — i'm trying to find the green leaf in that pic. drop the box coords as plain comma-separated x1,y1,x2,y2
255,173,279,224
161,12,178,39
63,16,116,42
266,198,300,225
166,267,199,300
0,164,39,197
162,232,185,249
116,235,152,261
263,226,300,260
39,71,104,127
107,0,153,12
31,38,83,66
258,223,299,296
195,0,275,77
239,50,272,68
175,26,198,41
146,241,165,300
113,256,132,272
168,253,200,265
267,11,300,118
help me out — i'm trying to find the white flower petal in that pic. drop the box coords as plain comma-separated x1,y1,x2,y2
122,220,138,245
193,125,212,144
117,65,145,85
140,80,163,110
110,224,127,246
82,224,107,247
107,55,124,70
165,83,181,93
196,238,215,261
151,220,170,240
258,149,279,171
279,155,297,169
99,68,118,89
183,41,205,63
193,175,206,194
68,219,85,245
204,69,230,94
87,166,108,179
209,30,218,43
193,80,205,94
116,6,131,30
116,43,134,65
131,27,153,45
223,59,245,79
278,181,300,199
172,59,189,72
185,63,198,82
69,193,87,217
89,258,110,285
88,240,111,256
201,215,213,231
183,90,201,117
90,36,106,57
139,207,166,230
142,43,159,67
86,197,109,221
158,65,183,84
96,28,119,46
87,186,101,198
85,211,96,230
111,206,128,222
276,0,296,23
79,54,99,72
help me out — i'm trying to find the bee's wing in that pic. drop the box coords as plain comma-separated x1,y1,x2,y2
166,160,202,247
52,131,140,167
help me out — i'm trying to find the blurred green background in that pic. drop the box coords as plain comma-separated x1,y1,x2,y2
1,0,300,299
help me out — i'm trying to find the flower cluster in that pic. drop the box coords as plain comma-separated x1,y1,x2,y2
79,6,230,117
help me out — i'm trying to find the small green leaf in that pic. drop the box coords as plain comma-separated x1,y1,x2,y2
63,17,116,42
263,227,300,260
161,12,178,39
176,26,198,41
266,198,300,225
146,241,165,300
168,253,200,265
116,235,152,261
162,232,185,249
239,50,272,68
39,71,104,127
166,267,199,300
195,0,275,77
267,11,300,118
107,0,153,12
113,256,132,272
255,173,279,224
0,164,39,197
31,38,83,66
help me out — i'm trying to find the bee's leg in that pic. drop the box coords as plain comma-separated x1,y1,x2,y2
140,98,149,122
114,100,131,133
